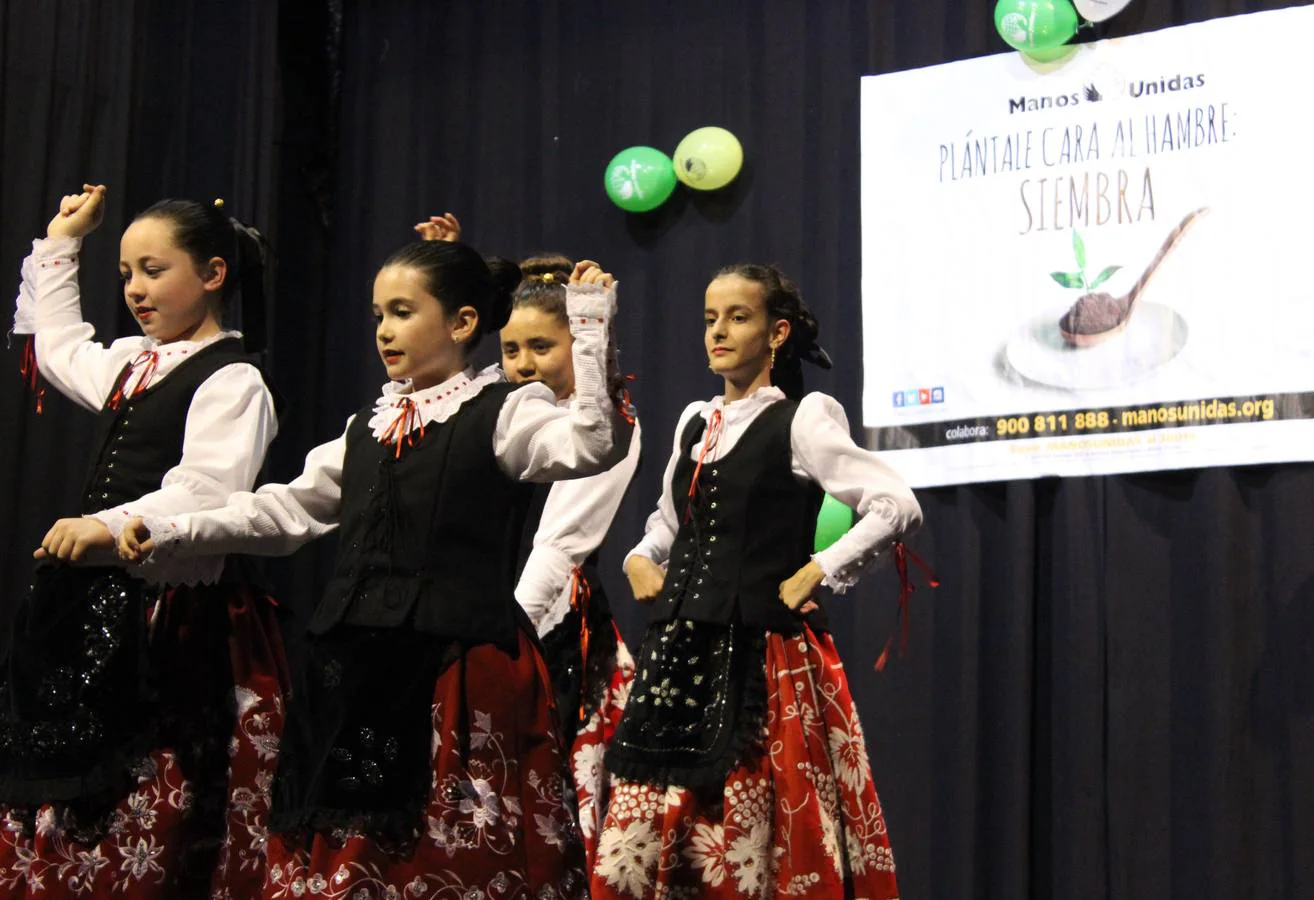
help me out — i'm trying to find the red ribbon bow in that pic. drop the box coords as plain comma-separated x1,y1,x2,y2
569,567,593,722
875,542,941,672
379,396,425,458
19,336,45,414
615,373,638,426
107,350,160,410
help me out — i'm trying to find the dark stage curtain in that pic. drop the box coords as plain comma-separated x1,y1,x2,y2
2,0,1311,896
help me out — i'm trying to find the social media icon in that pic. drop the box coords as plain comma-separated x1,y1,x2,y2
931,387,944,403
918,389,931,405
904,390,919,406
892,392,905,407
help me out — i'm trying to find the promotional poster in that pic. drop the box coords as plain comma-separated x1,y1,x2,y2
861,6,1314,487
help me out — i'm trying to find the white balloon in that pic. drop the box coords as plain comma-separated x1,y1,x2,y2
1073,0,1133,22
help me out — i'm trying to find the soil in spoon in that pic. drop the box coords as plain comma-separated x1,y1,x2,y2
1059,291,1131,336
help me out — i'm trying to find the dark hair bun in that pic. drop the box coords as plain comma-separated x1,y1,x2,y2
519,253,573,282
777,273,819,351
231,220,270,271
483,256,522,331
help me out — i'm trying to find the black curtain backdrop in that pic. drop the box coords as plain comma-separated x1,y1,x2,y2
2,1,1312,897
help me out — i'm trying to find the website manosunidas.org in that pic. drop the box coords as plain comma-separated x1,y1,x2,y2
1117,396,1275,427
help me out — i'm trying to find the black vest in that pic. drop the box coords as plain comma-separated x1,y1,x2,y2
649,398,825,633
80,337,261,515
311,382,535,651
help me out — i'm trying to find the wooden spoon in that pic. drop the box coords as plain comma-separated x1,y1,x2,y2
1059,207,1210,347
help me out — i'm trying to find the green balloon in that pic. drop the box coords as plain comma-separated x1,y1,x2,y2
814,494,855,554
994,0,1079,53
604,146,678,213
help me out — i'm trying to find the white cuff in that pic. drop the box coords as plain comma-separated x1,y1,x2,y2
535,581,579,639
517,545,576,627
88,509,131,541
565,282,617,321
812,548,866,594
123,515,220,587
32,236,82,259
811,497,903,593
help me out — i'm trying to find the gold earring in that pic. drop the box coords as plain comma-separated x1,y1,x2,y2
770,346,777,369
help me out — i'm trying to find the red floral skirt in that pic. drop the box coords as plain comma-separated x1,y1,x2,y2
264,629,586,899
565,624,634,874
0,582,288,899
590,626,899,899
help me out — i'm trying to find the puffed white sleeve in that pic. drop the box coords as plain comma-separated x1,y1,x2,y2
622,400,705,572
137,417,349,568
493,282,634,482
17,236,145,411
791,392,923,593
516,418,643,633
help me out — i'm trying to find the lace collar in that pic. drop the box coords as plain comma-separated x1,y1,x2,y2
367,364,504,439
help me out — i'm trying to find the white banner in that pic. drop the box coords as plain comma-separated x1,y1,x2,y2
860,7,1314,488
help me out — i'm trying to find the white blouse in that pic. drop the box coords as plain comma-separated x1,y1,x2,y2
625,386,922,593
139,284,632,562
516,410,643,636
12,236,278,586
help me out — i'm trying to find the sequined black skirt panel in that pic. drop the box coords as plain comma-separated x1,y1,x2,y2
269,624,464,847
0,565,158,808
605,618,766,791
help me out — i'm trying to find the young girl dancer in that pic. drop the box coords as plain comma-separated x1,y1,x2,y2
501,253,641,872
0,185,287,898
594,264,922,899
119,242,633,899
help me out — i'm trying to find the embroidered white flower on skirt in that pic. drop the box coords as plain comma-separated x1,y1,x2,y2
725,821,771,896
683,821,728,887
118,835,164,880
572,741,605,791
827,719,872,794
596,818,660,898
459,777,502,830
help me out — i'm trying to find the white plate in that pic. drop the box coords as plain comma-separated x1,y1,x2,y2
1002,302,1189,391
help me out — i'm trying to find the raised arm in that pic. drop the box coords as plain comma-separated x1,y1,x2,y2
494,263,634,482
15,186,146,410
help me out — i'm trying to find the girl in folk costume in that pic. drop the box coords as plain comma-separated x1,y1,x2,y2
594,264,923,899
501,254,641,872
414,217,644,869
0,185,287,898
119,241,634,899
